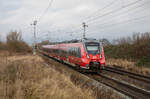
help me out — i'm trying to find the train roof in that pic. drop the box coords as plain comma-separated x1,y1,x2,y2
82,39,99,43
42,38,101,49
42,42,83,49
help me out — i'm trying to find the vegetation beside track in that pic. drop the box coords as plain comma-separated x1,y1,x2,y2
0,30,97,99
0,30,150,98
104,32,150,75
0,53,96,99
0,30,124,99
0,31,31,54
106,58,150,75
104,32,150,67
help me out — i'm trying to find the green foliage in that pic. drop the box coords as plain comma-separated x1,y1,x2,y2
137,57,150,67
104,32,150,66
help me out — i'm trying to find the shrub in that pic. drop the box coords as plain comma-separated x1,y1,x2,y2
0,35,4,50
137,57,150,67
104,32,150,66
6,31,31,53
0,41,3,50
0,55,96,99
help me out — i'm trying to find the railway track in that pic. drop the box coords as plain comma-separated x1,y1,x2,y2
41,53,150,99
104,66,150,84
88,73,150,99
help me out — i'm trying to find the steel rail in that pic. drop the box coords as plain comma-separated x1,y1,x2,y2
94,73,150,99
104,66,150,84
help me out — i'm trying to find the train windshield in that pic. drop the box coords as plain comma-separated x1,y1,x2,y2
85,42,100,55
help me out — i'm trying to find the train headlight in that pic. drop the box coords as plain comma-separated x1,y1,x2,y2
86,64,89,67
100,55,102,58
87,55,90,58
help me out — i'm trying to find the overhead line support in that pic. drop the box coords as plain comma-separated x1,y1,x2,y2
82,22,88,39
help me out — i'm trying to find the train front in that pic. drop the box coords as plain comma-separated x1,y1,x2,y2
81,40,105,71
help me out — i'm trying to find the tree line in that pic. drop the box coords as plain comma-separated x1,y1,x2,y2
0,31,31,53
104,32,150,67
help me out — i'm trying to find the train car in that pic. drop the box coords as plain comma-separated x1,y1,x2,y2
41,39,105,72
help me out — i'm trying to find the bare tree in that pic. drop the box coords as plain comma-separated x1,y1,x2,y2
7,31,23,43
6,31,30,53
99,38,110,46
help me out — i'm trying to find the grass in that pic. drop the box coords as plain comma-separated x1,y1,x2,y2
0,54,95,99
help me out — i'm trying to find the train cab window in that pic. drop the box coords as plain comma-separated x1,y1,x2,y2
85,42,100,55
86,46,98,51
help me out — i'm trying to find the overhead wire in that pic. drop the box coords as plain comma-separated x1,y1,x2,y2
87,16,150,38
83,0,117,21
88,13,150,33
86,0,143,23
53,0,117,36
88,1,150,28
38,0,118,40
37,0,149,41
78,0,149,39
60,0,144,39
88,0,150,25
38,0,54,22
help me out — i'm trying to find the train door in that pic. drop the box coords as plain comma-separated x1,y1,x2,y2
73,47,81,65
68,47,76,64
72,47,77,64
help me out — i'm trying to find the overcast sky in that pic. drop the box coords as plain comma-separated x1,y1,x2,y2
0,0,150,43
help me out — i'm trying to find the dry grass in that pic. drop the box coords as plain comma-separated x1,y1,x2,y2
107,58,150,75
0,54,95,99
0,50,30,57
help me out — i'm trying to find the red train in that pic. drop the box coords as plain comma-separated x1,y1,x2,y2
41,39,105,72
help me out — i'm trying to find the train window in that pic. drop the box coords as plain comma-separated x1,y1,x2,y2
61,50,66,57
67,47,81,58
68,47,74,56
71,48,73,56
77,47,81,58
58,49,61,55
87,46,99,51
73,48,76,56
74,48,77,56
68,48,71,56
75,48,78,57
64,50,67,57
72,48,75,56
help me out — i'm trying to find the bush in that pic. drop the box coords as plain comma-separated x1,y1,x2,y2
104,32,150,66
0,41,3,50
0,35,3,50
6,31,31,53
137,57,150,67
